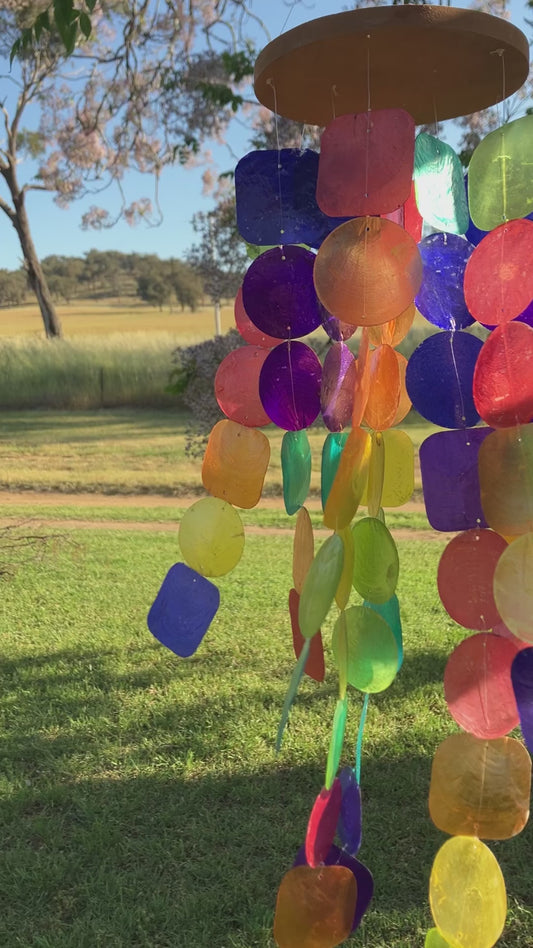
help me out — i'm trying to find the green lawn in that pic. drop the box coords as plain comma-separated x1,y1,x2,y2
0,408,433,496
0,528,531,947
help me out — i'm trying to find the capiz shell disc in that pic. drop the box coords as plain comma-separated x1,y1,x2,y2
293,845,373,934
473,321,533,427
289,588,325,683
352,517,399,604
178,497,244,577
214,346,271,427
323,427,371,531
293,506,314,594
299,533,344,639
242,245,323,339
321,342,356,432
464,219,533,326
363,343,401,431
234,286,282,347
332,604,399,693
415,232,475,330
468,114,533,231
274,865,357,948
202,419,270,509
478,424,533,537
429,733,530,840
429,836,506,948
425,930,452,948
316,109,414,216
405,330,482,429
260,341,322,430
314,216,422,327
147,562,220,658
511,647,533,753
437,529,507,631
282,429,312,515
305,780,342,868
413,133,468,234
493,532,533,643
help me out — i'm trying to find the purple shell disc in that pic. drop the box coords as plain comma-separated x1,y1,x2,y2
511,647,533,753
321,343,356,431
242,245,322,339
259,341,322,431
420,427,492,532
415,232,475,330
337,766,362,856
405,330,483,428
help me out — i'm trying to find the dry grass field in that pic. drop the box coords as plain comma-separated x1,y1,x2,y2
0,298,236,340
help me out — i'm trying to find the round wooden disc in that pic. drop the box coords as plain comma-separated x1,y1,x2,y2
254,5,529,125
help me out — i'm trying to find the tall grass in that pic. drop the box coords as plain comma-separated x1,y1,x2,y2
0,333,193,409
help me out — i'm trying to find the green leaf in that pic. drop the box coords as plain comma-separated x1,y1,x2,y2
54,0,77,27
86,0,97,10
79,13,92,39
9,38,21,67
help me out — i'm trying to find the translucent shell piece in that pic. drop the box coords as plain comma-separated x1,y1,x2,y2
316,109,414,217
202,419,270,509
413,133,469,234
178,497,245,577
362,428,414,508
391,352,412,427
337,766,362,857
293,507,314,594
415,232,475,331
321,432,349,510
325,697,348,789
493,532,533,643
429,836,507,948
282,430,312,515
352,329,372,427
437,529,507,630
260,341,322,431
242,245,323,339
425,930,452,948
420,427,491,532
321,342,356,432
289,588,325,683
352,517,399,604
443,633,520,739
467,114,533,231
429,733,530,840
314,217,422,327
511,647,533,753
332,604,399,693
363,344,401,432
234,286,283,348
335,526,354,611
293,844,373,935
214,346,271,427
478,424,533,537
147,562,220,658
365,595,403,671
273,865,357,948
366,431,385,518
323,427,371,531
235,148,350,248
367,302,415,348
305,780,342,868
463,219,533,326
299,533,344,639
473,322,533,427
405,330,483,428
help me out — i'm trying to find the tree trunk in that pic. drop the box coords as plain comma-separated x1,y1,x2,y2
214,300,222,336
12,195,62,339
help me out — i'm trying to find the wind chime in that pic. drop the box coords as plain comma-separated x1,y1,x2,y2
148,5,532,946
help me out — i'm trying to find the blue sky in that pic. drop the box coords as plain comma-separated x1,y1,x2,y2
0,0,528,271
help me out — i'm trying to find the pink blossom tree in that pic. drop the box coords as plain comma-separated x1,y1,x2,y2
1,0,266,337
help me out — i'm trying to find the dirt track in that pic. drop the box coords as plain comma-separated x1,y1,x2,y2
0,491,451,541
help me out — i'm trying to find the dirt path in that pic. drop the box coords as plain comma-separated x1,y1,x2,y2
0,490,451,541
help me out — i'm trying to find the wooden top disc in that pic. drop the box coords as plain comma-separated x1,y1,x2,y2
254,5,529,125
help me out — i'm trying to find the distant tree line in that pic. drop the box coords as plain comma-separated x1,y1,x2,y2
0,250,207,311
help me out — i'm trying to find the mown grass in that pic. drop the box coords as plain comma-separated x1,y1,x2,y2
0,409,435,495
1,528,531,947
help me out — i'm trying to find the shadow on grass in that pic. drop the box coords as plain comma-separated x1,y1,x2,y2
1,646,532,948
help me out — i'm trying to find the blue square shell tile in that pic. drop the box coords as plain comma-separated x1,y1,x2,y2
147,562,220,657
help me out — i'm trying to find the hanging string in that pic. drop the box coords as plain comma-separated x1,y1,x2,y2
266,77,285,249
355,693,370,783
